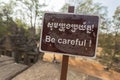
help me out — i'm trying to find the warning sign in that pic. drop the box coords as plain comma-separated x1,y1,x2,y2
40,12,99,57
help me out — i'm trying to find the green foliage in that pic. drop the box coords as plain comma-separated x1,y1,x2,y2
61,0,108,33
0,17,17,38
76,0,107,16
15,18,28,29
60,3,70,12
99,33,114,54
0,0,16,38
0,0,29,38
0,24,8,38
113,6,120,33
61,0,107,16
98,6,120,71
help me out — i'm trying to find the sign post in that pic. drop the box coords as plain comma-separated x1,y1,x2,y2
40,4,99,80
60,6,74,80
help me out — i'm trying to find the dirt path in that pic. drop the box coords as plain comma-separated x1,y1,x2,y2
43,53,120,80
12,60,101,80
11,52,120,80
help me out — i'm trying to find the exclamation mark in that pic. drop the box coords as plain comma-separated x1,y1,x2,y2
92,25,94,31
84,40,86,46
89,40,92,47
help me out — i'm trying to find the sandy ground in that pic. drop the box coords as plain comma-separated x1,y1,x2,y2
43,53,120,80
12,52,120,80
12,60,101,80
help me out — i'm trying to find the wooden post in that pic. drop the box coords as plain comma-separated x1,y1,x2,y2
60,6,74,80
60,55,69,80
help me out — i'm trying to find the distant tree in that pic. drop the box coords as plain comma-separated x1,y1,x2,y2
60,3,70,12
98,6,120,71
110,6,120,71
0,0,16,38
17,0,46,34
0,0,16,21
60,0,108,32
15,18,28,29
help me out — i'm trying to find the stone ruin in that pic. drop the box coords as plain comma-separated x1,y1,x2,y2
0,26,44,65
